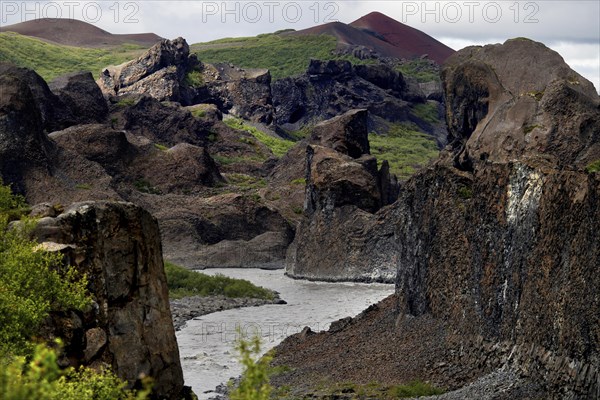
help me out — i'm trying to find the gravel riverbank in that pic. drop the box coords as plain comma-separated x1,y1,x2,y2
170,295,286,331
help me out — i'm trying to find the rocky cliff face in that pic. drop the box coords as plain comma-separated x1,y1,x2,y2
273,60,426,128
33,202,185,399
0,62,294,270
97,38,274,123
285,109,399,282
272,38,600,398
441,38,599,171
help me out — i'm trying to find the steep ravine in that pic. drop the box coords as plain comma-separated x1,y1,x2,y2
272,38,600,399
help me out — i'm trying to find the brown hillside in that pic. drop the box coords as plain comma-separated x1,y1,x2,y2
351,11,454,64
292,12,454,64
0,18,162,48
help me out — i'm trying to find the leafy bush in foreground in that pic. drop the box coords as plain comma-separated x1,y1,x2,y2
229,334,273,400
0,343,150,400
0,184,89,357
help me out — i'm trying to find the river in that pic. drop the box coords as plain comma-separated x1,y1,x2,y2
176,268,395,399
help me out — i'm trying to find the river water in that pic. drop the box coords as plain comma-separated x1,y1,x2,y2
176,268,395,399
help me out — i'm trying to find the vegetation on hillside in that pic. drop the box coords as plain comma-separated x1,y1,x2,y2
192,33,339,80
0,343,151,400
192,32,381,80
164,261,275,300
0,186,89,357
396,59,441,83
0,32,146,81
224,117,295,158
369,123,439,180
0,182,147,399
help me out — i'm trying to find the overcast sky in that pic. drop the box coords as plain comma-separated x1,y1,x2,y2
1,1,599,89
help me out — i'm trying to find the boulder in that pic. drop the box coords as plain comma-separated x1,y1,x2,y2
0,66,54,193
0,63,73,132
305,145,381,215
33,202,185,399
192,62,274,124
309,109,370,158
131,143,224,194
143,193,294,269
49,124,134,172
97,37,192,102
123,96,211,147
49,71,108,124
307,59,353,76
442,38,600,171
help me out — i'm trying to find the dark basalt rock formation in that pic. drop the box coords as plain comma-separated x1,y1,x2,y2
192,62,275,124
49,71,109,125
272,59,430,133
0,65,55,193
273,38,600,398
33,202,185,399
442,38,599,171
309,109,370,158
97,38,275,123
285,109,399,282
122,96,212,147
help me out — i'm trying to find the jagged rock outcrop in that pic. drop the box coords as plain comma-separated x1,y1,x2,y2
192,63,275,124
97,37,194,102
0,64,292,271
33,202,186,399
144,193,294,269
273,59,430,132
285,109,399,282
96,38,274,123
122,96,212,147
0,65,55,193
442,38,599,171
273,38,600,398
309,109,370,158
49,71,109,125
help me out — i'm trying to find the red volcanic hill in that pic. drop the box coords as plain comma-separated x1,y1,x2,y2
293,11,454,64
0,18,162,48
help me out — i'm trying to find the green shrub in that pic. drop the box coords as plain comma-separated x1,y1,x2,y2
225,174,267,190
133,179,161,195
387,381,445,397
0,343,150,400
154,143,169,151
164,262,274,300
585,159,600,173
290,178,306,186
224,118,294,158
184,70,205,87
0,184,89,357
458,186,473,199
229,334,273,400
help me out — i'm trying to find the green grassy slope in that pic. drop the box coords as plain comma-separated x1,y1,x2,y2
191,33,372,80
0,32,146,81
369,123,440,180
